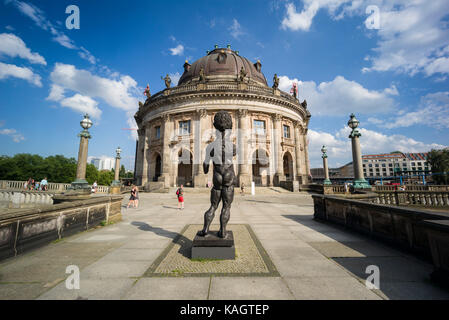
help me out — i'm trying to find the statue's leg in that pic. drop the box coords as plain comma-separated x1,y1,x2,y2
197,187,221,236
218,185,234,238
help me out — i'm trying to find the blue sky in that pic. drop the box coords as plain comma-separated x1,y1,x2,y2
1,0,448,170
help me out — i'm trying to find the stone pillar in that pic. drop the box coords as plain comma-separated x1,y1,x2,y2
141,126,150,186
193,109,208,187
114,156,120,182
321,146,331,185
135,129,145,186
158,113,173,188
110,149,121,194
272,114,284,186
293,122,303,183
348,114,370,189
302,128,310,184
75,136,89,181
238,109,251,187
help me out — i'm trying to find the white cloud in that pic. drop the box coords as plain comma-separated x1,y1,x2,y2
49,63,139,111
229,19,244,39
280,0,449,77
368,91,449,129
169,44,184,56
0,33,46,65
5,25,15,31
0,121,24,143
279,75,397,115
308,126,446,167
46,84,65,101
59,94,102,119
6,0,95,64
0,61,42,86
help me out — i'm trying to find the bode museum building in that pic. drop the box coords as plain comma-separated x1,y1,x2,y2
134,45,311,190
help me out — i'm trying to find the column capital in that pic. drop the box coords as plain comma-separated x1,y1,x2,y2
196,108,207,118
271,113,282,122
237,108,248,119
162,113,171,122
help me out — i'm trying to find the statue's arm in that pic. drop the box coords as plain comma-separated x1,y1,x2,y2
203,145,213,174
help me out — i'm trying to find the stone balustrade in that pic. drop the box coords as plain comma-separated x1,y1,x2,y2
0,195,123,261
0,180,109,193
374,185,449,192
372,190,449,207
0,190,55,209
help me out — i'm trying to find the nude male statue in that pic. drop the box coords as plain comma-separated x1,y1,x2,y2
197,111,236,238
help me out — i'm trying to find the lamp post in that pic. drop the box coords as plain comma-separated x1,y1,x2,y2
110,147,122,194
348,113,371,190
321,145,331,185
71,114,93,192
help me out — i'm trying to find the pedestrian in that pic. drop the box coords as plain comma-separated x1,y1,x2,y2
134,186,139,208
30,179,35,190
26,177,32,190
35,181,40,191
176,184,184,210
127,185,136,208
92,181,98,193
40,177,48,191
240,182,245,196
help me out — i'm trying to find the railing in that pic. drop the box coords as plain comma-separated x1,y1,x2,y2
371,190,449,207
0,180,110,194
374,185,449,192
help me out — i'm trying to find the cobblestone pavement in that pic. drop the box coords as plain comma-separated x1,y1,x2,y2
0,191,448,300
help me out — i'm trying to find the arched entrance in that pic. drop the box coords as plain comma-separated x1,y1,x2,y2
177,149,193,187
252,149,270,186
283,151,294,181
154,154,162,181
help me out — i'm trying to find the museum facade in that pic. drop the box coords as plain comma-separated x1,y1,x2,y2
134,46,311,189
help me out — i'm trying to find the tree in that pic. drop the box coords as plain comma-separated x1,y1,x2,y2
427,148,449,184
119,165,126,178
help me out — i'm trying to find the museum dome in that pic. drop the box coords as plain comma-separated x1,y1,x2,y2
178,45,268,87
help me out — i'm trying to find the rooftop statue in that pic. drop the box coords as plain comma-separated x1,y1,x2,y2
290,82,298,98
272,74,279,89
238,67,247,82
198,111,236,239
143,84,151,98
199,67,206,82
163,74,171,88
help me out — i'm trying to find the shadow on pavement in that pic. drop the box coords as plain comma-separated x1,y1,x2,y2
131,221,192,258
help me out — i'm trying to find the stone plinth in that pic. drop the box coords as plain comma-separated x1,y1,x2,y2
192,231,235,260
109,186,121,194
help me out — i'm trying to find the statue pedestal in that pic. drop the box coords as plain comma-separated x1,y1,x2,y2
191,231,235,260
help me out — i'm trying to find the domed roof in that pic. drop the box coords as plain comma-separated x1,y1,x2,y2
178,46,268,87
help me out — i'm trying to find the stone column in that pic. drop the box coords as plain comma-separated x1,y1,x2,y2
302,128,310,184
75,136,89,181
193,108,208,187
238,109,251,187
158,113,173,188
272,113,285,186
293,122,303,183
135,129,145,186
348,114,370,189
322,147,331,185
114,156,120,182
141,126,150,186
110,148,121,194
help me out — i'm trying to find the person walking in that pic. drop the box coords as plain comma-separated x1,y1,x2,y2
176,184,184,210
40,177,48,191
127,185,136,208
134,186,139,208
240,182,245,196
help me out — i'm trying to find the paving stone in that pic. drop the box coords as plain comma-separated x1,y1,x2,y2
124,277,209,300
209,277,294,300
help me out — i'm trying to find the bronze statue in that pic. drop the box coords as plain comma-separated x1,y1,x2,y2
162,74,171,88
199,67,206,82
143,84,151,98
238,67,246,82
198,111,236,239
272,74,279,89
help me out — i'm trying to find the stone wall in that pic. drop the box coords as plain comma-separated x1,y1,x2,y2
0,195,123,261
313,194,449,256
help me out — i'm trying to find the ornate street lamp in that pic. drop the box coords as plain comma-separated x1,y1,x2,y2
348,113,371,190
71,114,93,192
111,147,122,189
321,145,331,185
